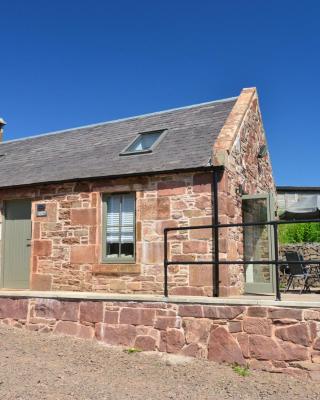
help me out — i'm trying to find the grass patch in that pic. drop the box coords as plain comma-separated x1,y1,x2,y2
123,347,142,354
279,222,320,244
232,364,250,377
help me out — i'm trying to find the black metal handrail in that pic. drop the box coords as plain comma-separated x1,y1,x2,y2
163,218,320,301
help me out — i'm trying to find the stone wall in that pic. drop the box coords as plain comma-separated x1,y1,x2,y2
279,244,320,287
280,243,320,261
2,296,320,378
0,171,213,295
213,88,276,296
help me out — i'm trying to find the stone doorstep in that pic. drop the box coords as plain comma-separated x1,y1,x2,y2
0,290,320,309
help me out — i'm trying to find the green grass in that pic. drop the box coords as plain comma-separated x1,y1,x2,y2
123,347,142,354
232,364,250,377
279,222,320,244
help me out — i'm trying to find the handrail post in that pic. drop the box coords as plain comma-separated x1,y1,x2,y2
273,222,281,301
164,229,168,297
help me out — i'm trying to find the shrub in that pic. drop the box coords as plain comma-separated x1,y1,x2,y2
279,222,320,244
232,364,250,377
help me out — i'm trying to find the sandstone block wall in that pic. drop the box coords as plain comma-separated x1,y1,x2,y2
280,243,320,261
0,171,214,295
213,88,276,296
280,243,320,286
2,296,320,378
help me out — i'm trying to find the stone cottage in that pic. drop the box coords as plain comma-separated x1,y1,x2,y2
0,87,275,297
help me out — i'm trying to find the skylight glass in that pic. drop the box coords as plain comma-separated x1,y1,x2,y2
121,130,165,155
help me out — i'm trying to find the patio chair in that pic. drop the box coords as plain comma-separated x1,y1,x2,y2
284,251,319,294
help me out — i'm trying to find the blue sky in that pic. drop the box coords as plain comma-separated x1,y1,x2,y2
1,1,319,186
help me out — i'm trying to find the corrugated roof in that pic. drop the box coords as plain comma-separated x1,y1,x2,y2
0,97,237,188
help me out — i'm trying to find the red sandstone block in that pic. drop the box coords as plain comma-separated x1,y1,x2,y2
77,325,95,339
181,343,203,358
70,208,97,225
80,301,103,323
193,173,211,193
89,226,97,244
203,306,245,320
280,341,309,361
183,241,207,254
314,338,320,351
248,359,273,372
104,310,119,324
155,220,178,235
96,323,137,346
141,242,164,264
166,328,185,353
268,308,303,321
243,317,272,336
189,216,212,226
246,306,268,318
309,321,318,341
134,335,156,351
140,197,170,220
194,195,211,211
249,335,284,361
275,323,312,347
183,318,211,344
208,326,245,365
189,265,212,287
304,310,320,321
34,299,79,322
234,332,250,358
31,274,52,291
0,298,29,319
158,181,186,196
228,321,242,333
189,227,211,240
178,305,203,318
54,321,79,336
53,321,94,339
70,245,96,263
33,222,41,240
33,240,52,256
159,330,167,352
154,316,180,330
119,308,155,326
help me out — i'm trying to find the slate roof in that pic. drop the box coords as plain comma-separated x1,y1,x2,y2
0,97,237,188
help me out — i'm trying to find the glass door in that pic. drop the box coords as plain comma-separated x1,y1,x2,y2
242,193,275,294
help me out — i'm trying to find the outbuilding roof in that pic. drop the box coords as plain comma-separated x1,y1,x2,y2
0,97,237,188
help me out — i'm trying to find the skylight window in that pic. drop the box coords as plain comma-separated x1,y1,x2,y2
120,129,166,155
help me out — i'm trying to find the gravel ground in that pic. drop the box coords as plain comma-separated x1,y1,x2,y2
0,325,319,400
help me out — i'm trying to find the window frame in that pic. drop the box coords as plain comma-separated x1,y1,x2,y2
102,192,136,264
120,129,167,156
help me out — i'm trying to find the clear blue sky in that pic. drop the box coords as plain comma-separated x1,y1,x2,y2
1,1,319,186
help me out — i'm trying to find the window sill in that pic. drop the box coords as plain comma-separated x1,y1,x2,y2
92,264,141,276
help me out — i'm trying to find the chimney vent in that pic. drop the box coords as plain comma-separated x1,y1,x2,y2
0,118,6,142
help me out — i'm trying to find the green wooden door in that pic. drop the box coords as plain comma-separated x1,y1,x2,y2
2,199,31,289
